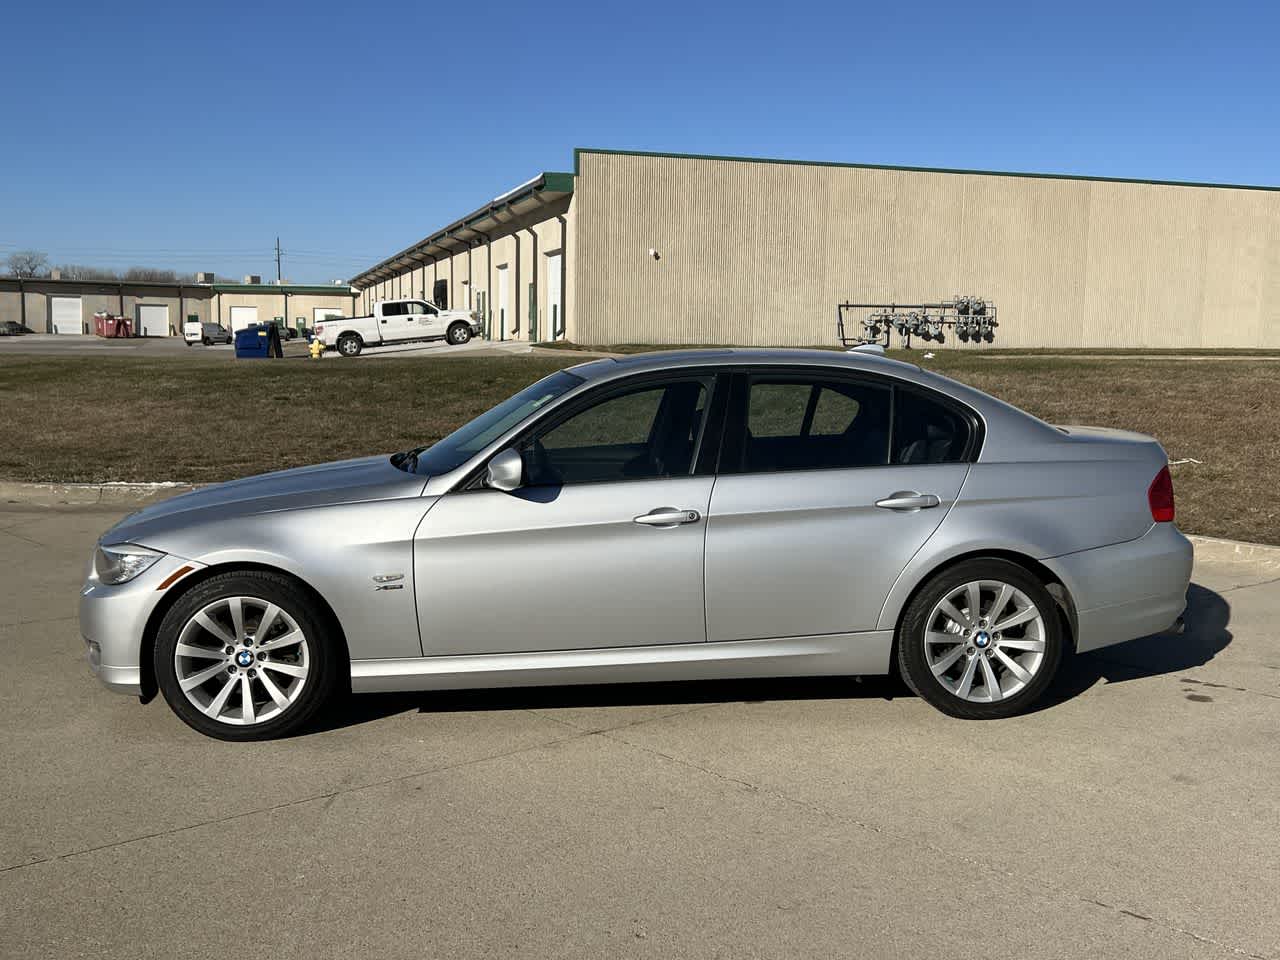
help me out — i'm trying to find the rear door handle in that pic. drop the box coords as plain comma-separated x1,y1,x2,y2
875,491,941,511
634,508,701,527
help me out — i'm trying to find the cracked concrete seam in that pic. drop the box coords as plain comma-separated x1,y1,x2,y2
0,702,718,875
598,726,1274,960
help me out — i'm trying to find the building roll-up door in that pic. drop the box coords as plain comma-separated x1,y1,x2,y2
137,304,169,337
50,296,83,335
229,306,259,332
546,253,563,340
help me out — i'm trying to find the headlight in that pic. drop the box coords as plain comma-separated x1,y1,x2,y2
94,544,164,585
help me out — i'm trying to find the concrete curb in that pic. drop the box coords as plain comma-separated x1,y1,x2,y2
1187,534,1280,570
0,481,199,508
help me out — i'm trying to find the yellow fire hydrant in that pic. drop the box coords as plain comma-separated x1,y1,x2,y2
309,338,325,360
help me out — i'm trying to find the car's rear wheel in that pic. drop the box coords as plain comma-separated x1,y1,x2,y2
154,571,339,741
896,559,1063,719
447,322,472,345
337,333,362,357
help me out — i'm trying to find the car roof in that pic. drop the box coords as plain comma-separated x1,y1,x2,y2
567,348,921,382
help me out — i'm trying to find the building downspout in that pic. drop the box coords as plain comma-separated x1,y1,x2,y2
512,233,520,338
526,226,538,342
557,214,568,340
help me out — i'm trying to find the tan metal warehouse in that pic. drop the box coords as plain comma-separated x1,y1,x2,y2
354,148,1280,349
0,278,357,337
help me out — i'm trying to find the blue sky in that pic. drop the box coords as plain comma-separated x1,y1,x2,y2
1,0,1275,282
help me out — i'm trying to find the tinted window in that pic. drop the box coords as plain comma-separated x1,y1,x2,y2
522,380,708,486
892,390,971,464
735,378,889,473
381,302,406,317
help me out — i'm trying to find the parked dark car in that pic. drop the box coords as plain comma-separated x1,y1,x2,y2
0,320,34,336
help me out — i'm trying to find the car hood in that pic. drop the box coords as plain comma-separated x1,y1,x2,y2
102,455,427,547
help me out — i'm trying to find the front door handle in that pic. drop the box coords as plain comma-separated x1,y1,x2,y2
634,508,701,527
875,491,941,511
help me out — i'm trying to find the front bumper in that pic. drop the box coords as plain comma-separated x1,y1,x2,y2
79,554,202,696
1044,523,1194,653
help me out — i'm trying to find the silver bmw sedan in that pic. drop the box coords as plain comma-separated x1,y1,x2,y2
80,349,1192,740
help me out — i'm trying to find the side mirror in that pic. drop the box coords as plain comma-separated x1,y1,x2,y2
486,448,523,492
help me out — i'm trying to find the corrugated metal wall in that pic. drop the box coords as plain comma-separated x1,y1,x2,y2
574,151,1280,348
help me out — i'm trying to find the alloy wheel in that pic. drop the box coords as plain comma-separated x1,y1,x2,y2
174,596,310,725
922,580,1046,703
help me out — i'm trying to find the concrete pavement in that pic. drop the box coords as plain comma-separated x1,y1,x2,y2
2,503,1278,959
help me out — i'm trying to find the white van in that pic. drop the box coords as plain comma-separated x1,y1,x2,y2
184,319,233,346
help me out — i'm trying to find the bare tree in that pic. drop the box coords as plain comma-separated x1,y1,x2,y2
123,266,178,282
5,250,49,278
55,263,121,281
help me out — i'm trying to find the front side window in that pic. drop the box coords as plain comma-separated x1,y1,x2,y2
521,379,709,486
733,377,890,473
395,369,585,476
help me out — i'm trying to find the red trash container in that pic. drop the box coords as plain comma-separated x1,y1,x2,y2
92,312,132,337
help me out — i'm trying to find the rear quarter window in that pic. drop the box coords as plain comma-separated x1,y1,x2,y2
892,389,974,464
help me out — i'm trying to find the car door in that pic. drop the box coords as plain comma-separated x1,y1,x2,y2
703,370,973,643
413,373,721,655
412,300,445,338
377,302,413,342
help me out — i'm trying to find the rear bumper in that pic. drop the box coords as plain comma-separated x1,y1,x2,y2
1044,523,1194,653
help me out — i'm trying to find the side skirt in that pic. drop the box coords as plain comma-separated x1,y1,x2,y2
350,631,894,694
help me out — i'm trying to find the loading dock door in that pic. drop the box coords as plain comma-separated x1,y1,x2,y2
496,265,509,340
229,306,259,332
137,304,169,337
50,297,83,335
314,307,344,326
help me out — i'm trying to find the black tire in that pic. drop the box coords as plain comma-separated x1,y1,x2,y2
896,558,1063,720
337,333,363,357
447,322,472,345
154,571,340,741
202,337,211,346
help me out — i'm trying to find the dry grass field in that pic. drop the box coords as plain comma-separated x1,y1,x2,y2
0,349,1275,543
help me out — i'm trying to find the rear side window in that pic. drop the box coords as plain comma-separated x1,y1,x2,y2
734,378,890,473
892,389,971,464
381,302,406,317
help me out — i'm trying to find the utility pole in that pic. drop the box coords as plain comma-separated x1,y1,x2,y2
275,237,282,283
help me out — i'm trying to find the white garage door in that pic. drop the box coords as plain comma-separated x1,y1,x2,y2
50,296,83,335
229,306,259,332
314,307,344,326
137,304,170,337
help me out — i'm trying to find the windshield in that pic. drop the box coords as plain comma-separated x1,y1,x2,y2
393,369,585,476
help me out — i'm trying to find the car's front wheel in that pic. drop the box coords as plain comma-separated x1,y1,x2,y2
896,559,1063,719
154,571,340,740
447,322,472,345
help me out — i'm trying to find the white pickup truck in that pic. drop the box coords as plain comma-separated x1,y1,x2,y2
314,299,482,357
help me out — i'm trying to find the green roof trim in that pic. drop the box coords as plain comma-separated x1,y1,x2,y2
572,147,1280,193
211,283,353,294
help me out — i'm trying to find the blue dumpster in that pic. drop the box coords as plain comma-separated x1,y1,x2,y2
234,324,283,359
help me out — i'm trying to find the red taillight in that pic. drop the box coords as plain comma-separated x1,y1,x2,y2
1148,465,1175,523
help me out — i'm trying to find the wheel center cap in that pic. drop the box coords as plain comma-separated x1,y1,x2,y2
235,650,254,667
974,631,991,649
